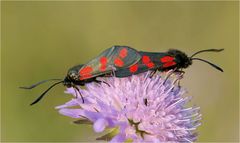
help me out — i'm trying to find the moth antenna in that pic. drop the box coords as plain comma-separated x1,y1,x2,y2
190,49,224,58
20,78,62,89
30,81,63,106
191,58,223,72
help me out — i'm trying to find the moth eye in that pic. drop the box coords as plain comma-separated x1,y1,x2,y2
68,71,78,80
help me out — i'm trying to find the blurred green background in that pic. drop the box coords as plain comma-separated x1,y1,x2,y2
1,1,239,142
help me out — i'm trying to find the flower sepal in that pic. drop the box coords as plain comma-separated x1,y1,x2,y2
96,127,119,141
73,118,92,125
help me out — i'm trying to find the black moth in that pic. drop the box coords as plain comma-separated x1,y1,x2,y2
20,46,223,105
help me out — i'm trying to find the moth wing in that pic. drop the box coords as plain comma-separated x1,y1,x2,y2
108,46,142,69
79,46,141,80
115,51,170,78
114,62,162,78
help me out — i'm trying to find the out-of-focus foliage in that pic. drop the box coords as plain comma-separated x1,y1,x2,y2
1,1,238,142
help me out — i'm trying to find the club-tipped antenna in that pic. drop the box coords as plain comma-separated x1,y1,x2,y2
30,81,63,106
190,49,224,58
20,78,62,89
191,58,223,72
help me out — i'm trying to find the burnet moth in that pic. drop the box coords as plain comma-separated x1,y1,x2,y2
20,46,141,105
20,46,223,105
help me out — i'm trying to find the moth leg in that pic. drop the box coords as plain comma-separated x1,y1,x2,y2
95,79,110,87
149,70,157,78
169,71,184,92
174,69,185,87
170,71,184,93
163,68,177,85
104,72,113,77
73,85,84,103
73,88,78,98
109,65,116,77
175,69,185,76
112,70,116,77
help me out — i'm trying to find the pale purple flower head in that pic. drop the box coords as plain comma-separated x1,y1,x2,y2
56,71,201,142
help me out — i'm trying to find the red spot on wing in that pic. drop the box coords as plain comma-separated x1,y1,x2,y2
100,65,107,71
79,66,93,80
79,66,93,75
80,74,92,80
114,57,124,67
100,57,108,64
119,48,128,58
99,56,108,71
129,64,138,73
146,62,155,68
163,61,176,68
142,55,154,68
142,56,151,64
160,56,174,63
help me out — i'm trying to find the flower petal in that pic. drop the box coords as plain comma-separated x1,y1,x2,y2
58,109,83,118
110,133,126,143
81,110,103,122
93,118,108,132
55,99,78,109
56,71,201,142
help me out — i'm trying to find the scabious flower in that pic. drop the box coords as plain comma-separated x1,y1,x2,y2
56,71,201,142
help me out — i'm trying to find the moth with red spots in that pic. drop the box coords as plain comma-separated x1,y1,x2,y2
20,46,223,105
114,49,224,77
20,46,142,105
